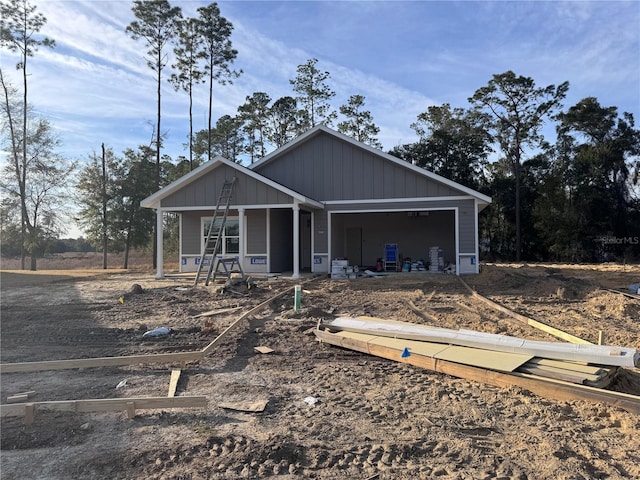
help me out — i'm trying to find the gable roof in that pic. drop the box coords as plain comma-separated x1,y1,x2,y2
141,155,323,209
251,124,492,205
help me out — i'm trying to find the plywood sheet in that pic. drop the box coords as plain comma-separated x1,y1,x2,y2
332,331,531,372
254,346,274,354
368,336,450,358
433,345,532,372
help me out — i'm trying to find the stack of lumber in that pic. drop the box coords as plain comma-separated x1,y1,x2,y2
316,317,639,388
518,358,616,388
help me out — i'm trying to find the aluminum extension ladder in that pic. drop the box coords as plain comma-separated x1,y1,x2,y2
194,178,241,286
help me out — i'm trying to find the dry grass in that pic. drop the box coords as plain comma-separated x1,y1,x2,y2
0,250,181,288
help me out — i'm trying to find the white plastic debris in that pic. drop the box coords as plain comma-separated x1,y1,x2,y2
303,396,318,406
116,379,128,389
142,327,171,338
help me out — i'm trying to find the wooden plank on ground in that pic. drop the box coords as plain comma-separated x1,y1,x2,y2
167,369,181,397
458,277,592,345
315,328,640,415
193,306,242,318
6,391,35,404
603,288,640,300
0,396,208,421
219,399,269,412
407,300,440,323
517,364,600,385
0,351,204,374
254,346,274,354
528,358,606,375
202,277,319,356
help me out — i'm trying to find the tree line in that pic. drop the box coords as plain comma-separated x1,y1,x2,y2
1,0,638,269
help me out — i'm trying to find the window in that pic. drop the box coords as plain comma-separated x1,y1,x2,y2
202,217,239,255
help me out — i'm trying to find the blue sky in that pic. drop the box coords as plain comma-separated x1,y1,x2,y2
2,0,638,164
1,1,639,237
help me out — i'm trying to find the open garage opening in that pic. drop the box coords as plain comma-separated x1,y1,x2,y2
330,209,456,272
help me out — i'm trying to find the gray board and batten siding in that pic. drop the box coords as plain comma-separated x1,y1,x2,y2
252,129,482,272
159,162,294,209
143,127,490,276
252,130,464,202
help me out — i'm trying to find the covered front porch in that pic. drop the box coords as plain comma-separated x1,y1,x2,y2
151,202,323,280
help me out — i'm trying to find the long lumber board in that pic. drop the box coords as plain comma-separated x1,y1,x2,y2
602,288,640,301
1,396,208,424
326,317,639,367
458,277,592,345
315,328,640,415
517,364,613,387
193,306,243,319
0,351,204,374
202,276,320,355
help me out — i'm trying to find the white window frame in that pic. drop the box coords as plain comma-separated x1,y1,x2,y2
201,216,240,256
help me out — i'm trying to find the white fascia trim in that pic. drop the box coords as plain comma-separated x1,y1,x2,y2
323,196,475,205
331,207,457,215
159,203,299,212
250,124,492,204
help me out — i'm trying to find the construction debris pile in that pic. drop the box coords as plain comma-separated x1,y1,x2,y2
316,317,639,390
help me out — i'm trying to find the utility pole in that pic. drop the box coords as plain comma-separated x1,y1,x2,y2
101,143,108,269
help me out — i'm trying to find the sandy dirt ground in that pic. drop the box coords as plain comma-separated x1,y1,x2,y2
1,263,640,479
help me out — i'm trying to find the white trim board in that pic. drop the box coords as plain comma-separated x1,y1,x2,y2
323,196,475,205
328,206,458,215
150,203,305,213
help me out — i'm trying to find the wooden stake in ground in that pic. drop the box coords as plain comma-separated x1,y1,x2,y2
167,369,181,397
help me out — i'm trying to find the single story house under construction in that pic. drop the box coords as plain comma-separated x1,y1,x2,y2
141,125,491,278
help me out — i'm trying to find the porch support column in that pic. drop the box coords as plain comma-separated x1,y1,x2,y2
292,202,300,279
238,207,245,267
155,208,164,279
